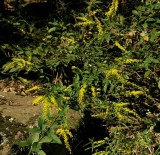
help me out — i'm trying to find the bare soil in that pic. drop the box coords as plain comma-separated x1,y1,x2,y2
0,91,41,125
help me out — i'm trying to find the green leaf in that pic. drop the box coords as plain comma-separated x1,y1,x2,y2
48,27,57,33
144,70,151,78
146,18,155,22
31,142,41,152
132,10,139,16
158,81,160,89
29,128,41,134
38,116,45,129
39,136,52,144
31,133,40,144
9,67,19,73
48,129,62,144
37,150,46,155
15,140,29,147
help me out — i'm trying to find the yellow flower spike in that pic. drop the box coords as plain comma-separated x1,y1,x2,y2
114,57,123,61
92,151,107,155
60,95,70,100
125,59,141,64
42,98,52,124
64,84,73,92
91,86,97,97
61,36,76,44
32,96,44,105
123,107,140,119
25,85,42,94
125,90,144,98
50,96,61,111
94,17,103,39
75,17,94,27
105,0,119,18
105,68,123,80
78,83,87,106
115,41,128,53
92,138,108,149
56,128,73,154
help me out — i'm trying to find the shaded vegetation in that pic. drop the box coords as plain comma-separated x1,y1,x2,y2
0,0,160,154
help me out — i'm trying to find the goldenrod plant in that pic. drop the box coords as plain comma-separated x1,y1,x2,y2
1,0,160,154
105,0,119,18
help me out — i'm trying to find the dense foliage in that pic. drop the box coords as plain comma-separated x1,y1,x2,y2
0,0,160,154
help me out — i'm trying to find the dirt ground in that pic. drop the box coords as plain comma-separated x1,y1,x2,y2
0,90,41,125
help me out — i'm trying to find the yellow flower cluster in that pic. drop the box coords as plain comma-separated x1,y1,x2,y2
105,69,144,92
92,137,108,149
60,94,70,100
78,83,87,106
61,36,76,44
105,68,123,81
91,86,97,97
115,41,128,53
32,95,61,123
3,57,33,73
56,128,73,154
42,99,52,123
25,85,42,94
114,58,141,64
76,17,94,26
64,84,73,92
105,0,119,18
93,151,107,155
94,17,103,39
123,107,140,119
115,102,129,120
125,81,142,90
125,59,141,64
125,90,144,98
92,112,106,118
115,102,140,121
32,96,44,105
49,96,61,111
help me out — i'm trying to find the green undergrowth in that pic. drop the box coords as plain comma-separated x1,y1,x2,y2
1,0,160,154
